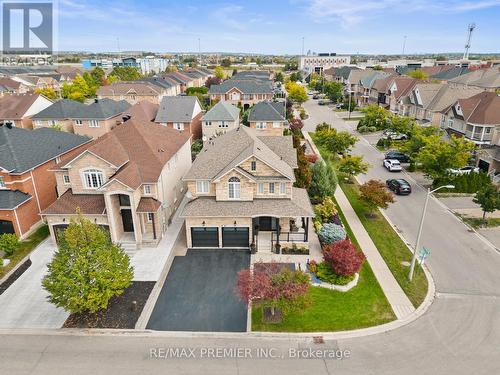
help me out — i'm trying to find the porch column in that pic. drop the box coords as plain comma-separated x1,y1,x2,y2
151,213,157,240
130,195,142,245
276,218,280,252
305,218,309,242
104,193,118,243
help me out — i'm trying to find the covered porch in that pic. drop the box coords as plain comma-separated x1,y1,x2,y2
252,216,310,254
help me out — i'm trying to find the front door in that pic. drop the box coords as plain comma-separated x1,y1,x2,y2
258,217,277,231
121,209,134,232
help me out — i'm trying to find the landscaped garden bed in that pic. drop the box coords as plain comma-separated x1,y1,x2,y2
63,281,155,329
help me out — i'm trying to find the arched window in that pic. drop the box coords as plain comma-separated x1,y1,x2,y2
83,169,104,189
228,177,240,199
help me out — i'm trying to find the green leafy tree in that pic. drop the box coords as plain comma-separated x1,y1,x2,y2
315,128,357,155
373,65,384,71
214,66,225,79
221,58,231,68
274,71,284,83
61,74,92,102
109,66,141,81
358,104,392,130
0,233,19,257
164,64,178,73
359,179,395,213
309,160,336,200
34,87,57,99
293,135,312,189
90,67,106,85
416,135,475,179
390,115,416,134
42,214,133,314
314,196,338,223
285,81,308,103
408,69,428,80
473,184,500,222
338,155,369,179
323,81,343,103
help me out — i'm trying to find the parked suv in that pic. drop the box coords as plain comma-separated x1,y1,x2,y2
446,166,480,175
386,179,412,195
383,159,402,172
385,151,410,163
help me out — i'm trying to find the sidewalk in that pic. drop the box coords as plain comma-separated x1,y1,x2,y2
303,131,415,319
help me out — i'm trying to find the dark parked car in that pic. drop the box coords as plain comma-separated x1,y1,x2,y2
386,179,412,195
385,151,410,163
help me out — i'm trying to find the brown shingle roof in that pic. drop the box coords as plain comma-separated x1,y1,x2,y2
457,92,500,125
0,94,46,119
124,100,159,122
136,197,161,213
97,82,162,96
41,189,106,215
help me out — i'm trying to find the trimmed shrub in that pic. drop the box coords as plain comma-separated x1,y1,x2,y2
318,223,346,245
315,262,355,285
433,171,491,193
316,122,330,132
323,239,365,277
314,197,338,223
0,233,19,257
358,125,370,133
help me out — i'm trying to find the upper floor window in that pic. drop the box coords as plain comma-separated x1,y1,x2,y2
256,122,266,129
196,180,209,193
89,120,99,128
219,121,228,128
448,118,454,128
83,169,104,189
174,123,184,131
0,176,5,189
63,175,70,185
228,177,240,199
205,121,212,126
251,161,256,171
257,182,264,194
280,182,286,194
269,183,275,194
143,184,152,195
272,122,281,128
75,119,83,126
485,127,492,134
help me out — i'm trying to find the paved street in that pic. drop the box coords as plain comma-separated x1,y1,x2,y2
1,100,500,374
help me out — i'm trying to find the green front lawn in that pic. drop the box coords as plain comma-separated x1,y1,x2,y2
252,194,396,332
0,225,49,279
460,215,500,229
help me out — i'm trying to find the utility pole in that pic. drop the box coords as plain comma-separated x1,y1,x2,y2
301,37,305,56
402,35,407,56
198,38,201,66
463,23,476,60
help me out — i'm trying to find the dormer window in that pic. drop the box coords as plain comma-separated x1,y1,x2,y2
251,161,256,171
143,185,152,195
228,177,240,199
63,175,70,185
83,169,104,189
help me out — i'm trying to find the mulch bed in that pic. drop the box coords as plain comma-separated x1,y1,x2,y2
63,281,155,329
263,307,283,324
0,259,32,295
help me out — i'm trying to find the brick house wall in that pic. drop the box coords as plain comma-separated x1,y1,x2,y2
72,115,123,138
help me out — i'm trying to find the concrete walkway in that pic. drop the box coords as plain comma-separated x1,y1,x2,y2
0,239,69,329
303,131,415,319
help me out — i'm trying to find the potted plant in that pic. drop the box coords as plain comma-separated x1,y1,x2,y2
250,241,256,254
274,243,281,254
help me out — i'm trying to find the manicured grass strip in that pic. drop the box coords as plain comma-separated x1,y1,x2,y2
0,225,49,279
252,192,395,332
460,216,500,229
252,262,395,332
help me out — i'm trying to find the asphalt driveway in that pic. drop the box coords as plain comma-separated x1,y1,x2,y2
146,249,250,332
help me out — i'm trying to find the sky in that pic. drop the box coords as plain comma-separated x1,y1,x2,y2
55,0,500,54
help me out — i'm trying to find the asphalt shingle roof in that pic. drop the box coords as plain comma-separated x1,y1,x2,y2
155,96,200,123
202,101,240,122
208,79,272,94
31,98,130,120
248,101,286,122
41,189,105,215
0,125,90,173
0,190,32,209
0,94,46,119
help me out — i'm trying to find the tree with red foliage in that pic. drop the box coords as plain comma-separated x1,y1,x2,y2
323,239,365,276
205,76,222,88
289,118,304,132
236,263,310,318
359,179,395,213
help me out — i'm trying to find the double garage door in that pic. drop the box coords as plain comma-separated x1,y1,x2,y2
191,227,249,248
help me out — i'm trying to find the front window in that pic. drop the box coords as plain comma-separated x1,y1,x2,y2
83,169,104,189
219,121,228,128
280,182,286,194
75,119,83,126
196,180,209,193
269,182,275,194
0,176,5,189
257,182,264,194
89,120,99,128
228,177,240,199
205,121,211,126
485,127,492,134
256,122,266,129
143,185,152,195
273,122,281,128
63,175,70,185
448,118,454,128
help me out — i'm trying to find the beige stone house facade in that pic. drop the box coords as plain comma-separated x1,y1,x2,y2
181,127,313,251
209,79,273,110
247,101,287,136
41,119,192,250
201,101,240,139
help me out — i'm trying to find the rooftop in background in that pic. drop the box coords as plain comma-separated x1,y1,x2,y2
248,101,286,122
454,91,500,125
0,125,90,174
202,101,240,122
0,94,50,120
31,98,130,120
155,96,201,123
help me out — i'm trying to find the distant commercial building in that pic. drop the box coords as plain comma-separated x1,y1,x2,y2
82,57,170,75
299,53,351,74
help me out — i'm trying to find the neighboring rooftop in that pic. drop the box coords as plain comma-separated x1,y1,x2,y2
41,189,105,215
0,94,49,119
202,101,240,122
0,125,90,173
155,96,201,123
31,98,130,120
449,67,500,89
124,100,159,122
454,92,500,125
208,79,273,94
0,190,32,210
248,101,286,122
96,82,163,96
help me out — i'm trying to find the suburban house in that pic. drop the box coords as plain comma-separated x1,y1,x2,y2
386,77,418,114
323,66,359,84
0,125,90,238
155,96,203,139
448,67,500,91
138,77,180,97
400,83,482,126
357,71,393,106
231,70,271,81
124,100,159,123
41,119,192,249
0,77,30,94
96,82,169,104
248,101,287,135
442,91,500,146
208,79,273,109
181,126,314,251
0,94,53,129
201,101,240,139
345,69,379,105
32,98,130,137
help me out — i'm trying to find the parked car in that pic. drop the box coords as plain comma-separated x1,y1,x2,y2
385,151,410,163
335,103,343,109
382,131,409,141
386,179,412,195
312,94,319,99
383,159,402,172
446,166,480,175
318,99,330,106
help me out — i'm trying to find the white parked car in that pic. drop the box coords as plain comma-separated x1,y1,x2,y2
382,131,409,141
446,166,480,175
383,159,403,172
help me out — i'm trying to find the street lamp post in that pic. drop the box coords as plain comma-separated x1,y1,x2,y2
408,184,455,281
